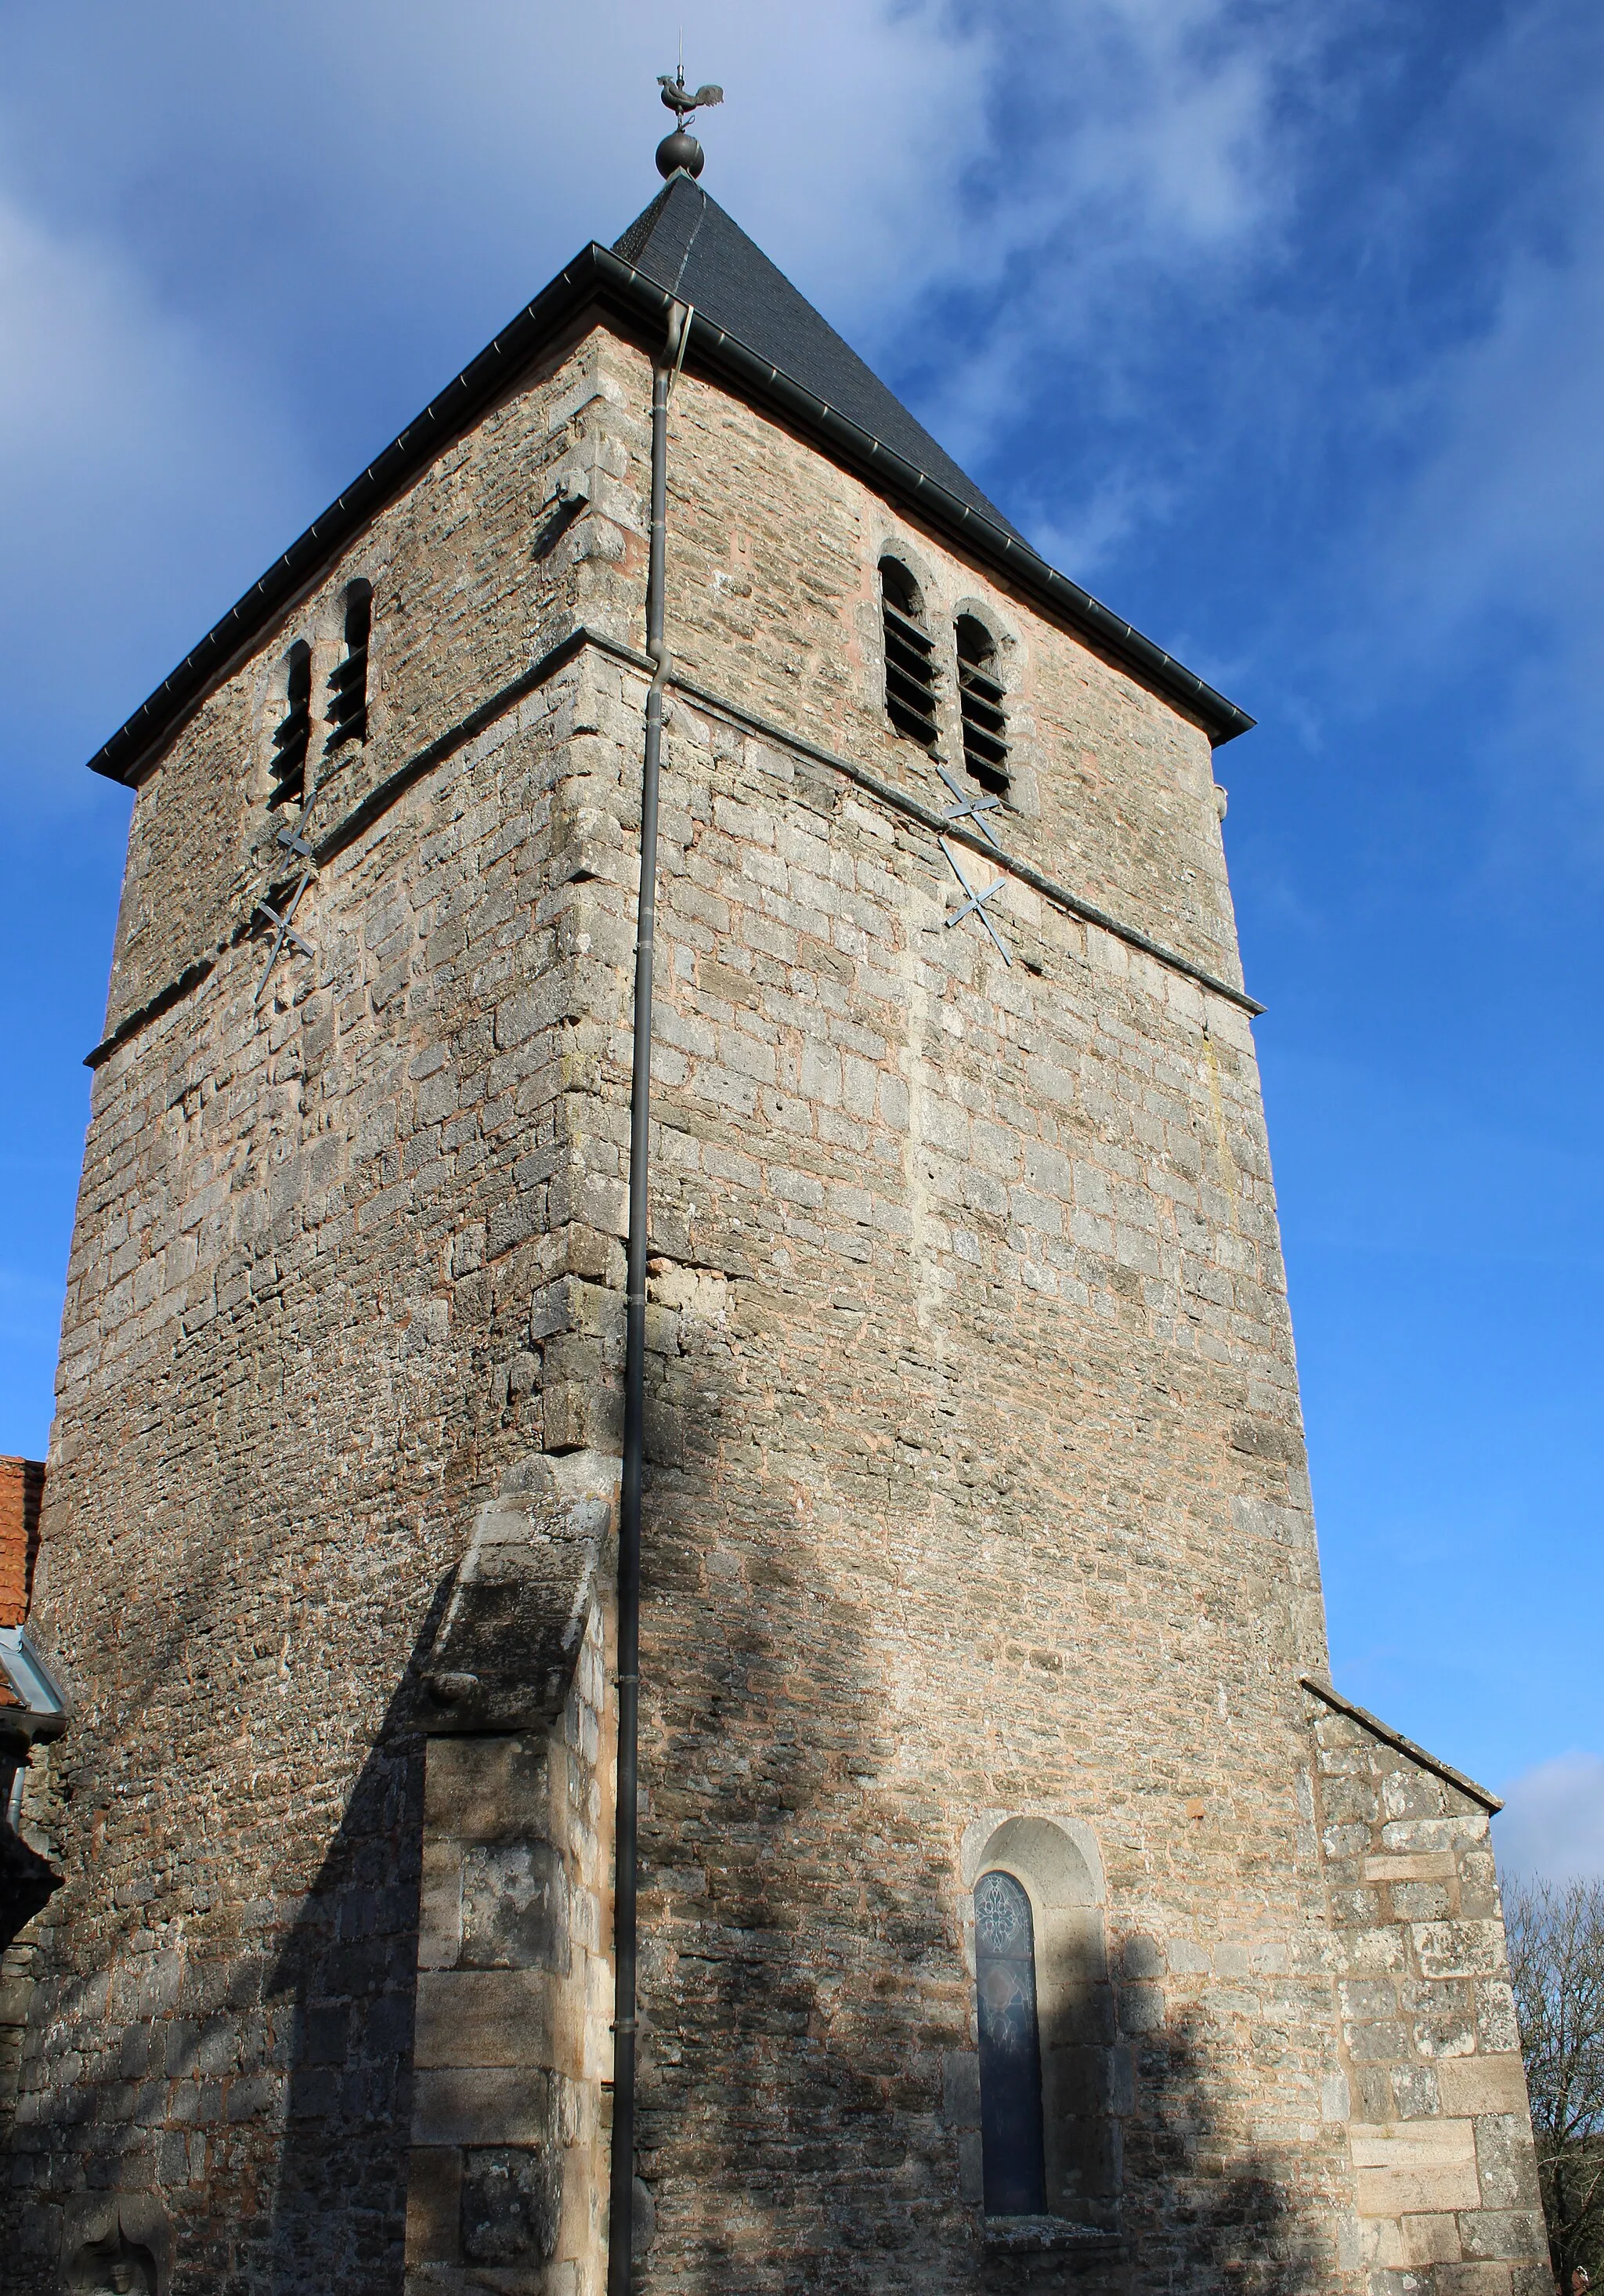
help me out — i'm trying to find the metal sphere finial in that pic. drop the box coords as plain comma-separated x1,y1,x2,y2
656,67,721,178
656,128,704,179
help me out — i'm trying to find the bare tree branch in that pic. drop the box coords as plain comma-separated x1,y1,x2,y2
1509,1875,1604,2284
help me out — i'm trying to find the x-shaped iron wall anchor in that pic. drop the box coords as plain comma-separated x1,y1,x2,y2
253,806,320,1007
940,837,1013,966
934,759,1005,850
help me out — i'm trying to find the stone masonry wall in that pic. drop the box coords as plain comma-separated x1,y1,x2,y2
7,288,1544,2296
658,361,1241,997
8,617,650,2286
1307,1693,1548,2296
602,674,1357,2294
101,321,651,1043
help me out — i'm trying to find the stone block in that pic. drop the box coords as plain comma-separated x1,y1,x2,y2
1476,1982,1521,2054
957,2130,983,2204
1412,1922,1503,1979
414,1971,556,2071
1350,2118,1479,2216
424,1738,551,1846
412,2067,558,2150
406,2146,462,2265
1474,2113,1544,2211
1456,2211,1548,2263
1364,1853,1458,1883
461,1843,567,1974
1434,2267,1513,2296
419,1844,464,1972
941,2051,979,2128
1400,2211,1463,2265
1118,1983,1163,2032
1436,2056,1530,2118
460,2145,562,2268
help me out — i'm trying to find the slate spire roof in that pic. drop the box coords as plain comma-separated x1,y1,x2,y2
612,174,1022,537
85,172,1251,786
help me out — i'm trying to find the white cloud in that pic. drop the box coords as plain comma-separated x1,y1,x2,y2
0,0,995,808
1307,16,1604,873
2,0,995,360
1364,6,1604,671
898,0,1337,553
0,190,309,812
1496,1754,1604,1884
5,0,1602,831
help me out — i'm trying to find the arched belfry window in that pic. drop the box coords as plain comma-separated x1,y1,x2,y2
327,580,372,752
880,558,938,750
270,641,312,808
975,1868,1047,2215
956,616,1009,792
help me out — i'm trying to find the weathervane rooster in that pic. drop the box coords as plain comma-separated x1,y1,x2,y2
655,66,723,180
658,69,724,124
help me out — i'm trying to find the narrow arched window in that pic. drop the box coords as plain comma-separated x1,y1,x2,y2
327,580,372,751
270,640,312,808
880,559,938,750
956,616,1009,792
975,1868,1046,2215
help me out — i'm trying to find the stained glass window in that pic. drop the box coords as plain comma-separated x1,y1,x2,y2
975,1868,1046,2215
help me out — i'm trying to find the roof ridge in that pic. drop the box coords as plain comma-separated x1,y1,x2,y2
665,183,708,298
609,179,675,265
609,176,1024,538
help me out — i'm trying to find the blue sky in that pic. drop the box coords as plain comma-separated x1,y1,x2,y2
2,0,1600,1875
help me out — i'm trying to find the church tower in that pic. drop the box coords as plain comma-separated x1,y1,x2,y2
2,120,1548,2296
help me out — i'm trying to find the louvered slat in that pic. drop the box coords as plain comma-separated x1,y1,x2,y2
881,565,938,750
956,615,1009,790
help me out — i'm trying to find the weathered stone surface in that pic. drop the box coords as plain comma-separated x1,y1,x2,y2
1309,1697,1545,2292
419,1456,613,1733
414,1969,557,2070
0,252,1544,2296
460,2145,562,2266
1350,2120,1480,2215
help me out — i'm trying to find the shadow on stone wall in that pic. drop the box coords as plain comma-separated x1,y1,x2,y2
630,1458,930,2294
620,1354,1332,2296
13,1408,1331,2293
1118,2001,1329,2296
2,1583,444,2296
259,1579,450,2296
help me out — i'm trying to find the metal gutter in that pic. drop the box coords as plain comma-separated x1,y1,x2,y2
608,303,685,2296
0,1626,71,1748
85,242,1253,790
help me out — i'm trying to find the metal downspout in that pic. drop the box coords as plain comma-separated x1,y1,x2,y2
608,298,686,2296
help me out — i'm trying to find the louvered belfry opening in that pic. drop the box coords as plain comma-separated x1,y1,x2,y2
269,640,312,808
880,558,939,750
957,615,1009,792
327,580,372,752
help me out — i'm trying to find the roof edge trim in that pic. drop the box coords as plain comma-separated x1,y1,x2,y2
607,248,1252,747
1299,1674,1502,1814
86,238,1253,787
